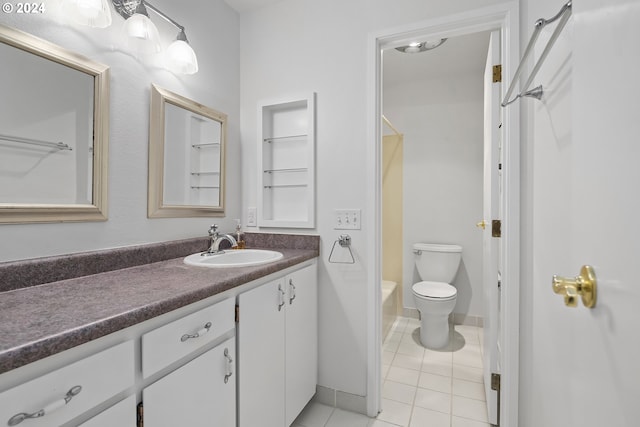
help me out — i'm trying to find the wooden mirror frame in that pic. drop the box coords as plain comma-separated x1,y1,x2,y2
148,84,227,218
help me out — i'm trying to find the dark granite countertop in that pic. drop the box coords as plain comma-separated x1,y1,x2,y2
0,233,319,375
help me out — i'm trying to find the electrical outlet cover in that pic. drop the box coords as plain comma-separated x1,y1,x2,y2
247,207,257,226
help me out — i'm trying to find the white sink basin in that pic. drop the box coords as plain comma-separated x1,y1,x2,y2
184,249,284,268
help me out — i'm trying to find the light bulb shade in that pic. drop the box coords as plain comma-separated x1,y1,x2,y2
63,0,113,28
166,39,199,75
124,13,161,54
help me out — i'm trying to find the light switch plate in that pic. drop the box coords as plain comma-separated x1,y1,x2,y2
334,209,361,230
247,207,257,226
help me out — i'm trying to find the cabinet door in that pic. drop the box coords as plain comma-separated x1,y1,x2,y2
143,337,236,427
285,264,318,425
79,395,136,427
238,279,286,427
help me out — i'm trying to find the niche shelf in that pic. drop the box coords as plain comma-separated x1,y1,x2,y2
258,93,315,228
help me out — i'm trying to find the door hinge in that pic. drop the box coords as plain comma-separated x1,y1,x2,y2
491,372,501,391
493,65,502,82
235,305,239,323
492,220,502,238
137,402,144,427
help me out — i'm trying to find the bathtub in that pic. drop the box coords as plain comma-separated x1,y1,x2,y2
382,280,398,340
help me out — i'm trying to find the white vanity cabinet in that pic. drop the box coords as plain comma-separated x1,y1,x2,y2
141,297,236,427
238,263,318,427
0,256,318,427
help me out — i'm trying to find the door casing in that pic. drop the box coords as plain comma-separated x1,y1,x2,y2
365,2,521,425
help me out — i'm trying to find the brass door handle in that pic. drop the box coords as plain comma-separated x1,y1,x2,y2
476,220,487,230
552,265,597,308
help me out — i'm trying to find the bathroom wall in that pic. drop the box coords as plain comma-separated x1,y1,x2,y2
0,0,241,262
383,65,485,320
237,0,505,401
382,133,403,308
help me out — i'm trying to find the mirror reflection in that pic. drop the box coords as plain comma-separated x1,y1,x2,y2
0,24,109,223
148,85,226,218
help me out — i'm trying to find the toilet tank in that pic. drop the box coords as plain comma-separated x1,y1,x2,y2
413,243,462,283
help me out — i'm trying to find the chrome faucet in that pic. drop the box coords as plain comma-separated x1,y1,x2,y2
203,224,238,255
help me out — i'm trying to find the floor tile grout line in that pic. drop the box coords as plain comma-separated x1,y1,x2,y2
381,317,487,427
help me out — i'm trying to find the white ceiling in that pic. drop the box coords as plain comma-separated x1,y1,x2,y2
383,31,491,86
224,0,282,13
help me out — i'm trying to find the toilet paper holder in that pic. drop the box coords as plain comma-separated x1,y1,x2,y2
328,234,355,264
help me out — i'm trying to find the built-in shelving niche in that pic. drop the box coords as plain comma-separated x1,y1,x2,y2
258,93,315,228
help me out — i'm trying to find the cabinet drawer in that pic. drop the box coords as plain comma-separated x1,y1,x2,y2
0,341,134,427
142,297,235,377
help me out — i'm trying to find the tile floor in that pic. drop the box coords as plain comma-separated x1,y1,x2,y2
292,316,490,427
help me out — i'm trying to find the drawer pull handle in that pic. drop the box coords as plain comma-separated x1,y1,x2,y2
278,284,285,311
180,322,212,342
224,348,233,384
8,385,82,426
289,279,296,305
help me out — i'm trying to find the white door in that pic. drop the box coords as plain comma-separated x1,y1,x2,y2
482,29,501,425
143,338,236,427
531,3,640,426
285,264,318,426
238,279,286,427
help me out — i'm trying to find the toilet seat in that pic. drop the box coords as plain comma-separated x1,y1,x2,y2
412,281,457,300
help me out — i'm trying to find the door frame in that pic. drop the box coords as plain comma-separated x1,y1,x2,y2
365,2,520,425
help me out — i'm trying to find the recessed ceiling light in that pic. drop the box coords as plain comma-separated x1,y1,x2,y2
395,38,447,54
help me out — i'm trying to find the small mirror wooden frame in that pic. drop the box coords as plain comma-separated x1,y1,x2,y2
148,84,227,218
0,24,110,223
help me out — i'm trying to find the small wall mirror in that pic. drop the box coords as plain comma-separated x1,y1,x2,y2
0,24,109,223
148,85,226,218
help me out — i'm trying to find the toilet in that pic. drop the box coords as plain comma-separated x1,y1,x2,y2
412,243,462,349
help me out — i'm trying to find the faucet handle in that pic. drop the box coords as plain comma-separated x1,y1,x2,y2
208,224,218,236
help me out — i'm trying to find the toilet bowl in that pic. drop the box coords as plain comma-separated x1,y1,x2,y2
411,243,462,349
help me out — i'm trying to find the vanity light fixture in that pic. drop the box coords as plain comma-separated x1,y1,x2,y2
111,0,199,74
63,0,113,28
122,0,160,54
165,28,199,75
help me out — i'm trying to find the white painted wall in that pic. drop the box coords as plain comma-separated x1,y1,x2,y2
237,0,503,398
383,71,485,318
0,0,240,262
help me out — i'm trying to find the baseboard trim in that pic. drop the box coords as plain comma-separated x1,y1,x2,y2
452,313,484,327
312,385,367,415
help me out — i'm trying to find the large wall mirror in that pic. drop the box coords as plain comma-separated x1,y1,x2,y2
0,24,109,223
148,85,226,218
